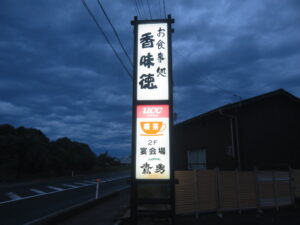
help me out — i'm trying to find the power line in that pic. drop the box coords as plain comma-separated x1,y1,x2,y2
146,0,152,19
139,0,147,19
133,0,142,17
136,0,143,19
97,0,133,66
142,0,148,19
131,0,141,17
81,0,132,79
174,49,242,99
162,0,167,18
158,0,163,19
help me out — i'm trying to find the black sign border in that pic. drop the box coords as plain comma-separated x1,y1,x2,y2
131,15,175,224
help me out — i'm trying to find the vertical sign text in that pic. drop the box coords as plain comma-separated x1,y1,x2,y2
137,23,169,101
136,105,170,179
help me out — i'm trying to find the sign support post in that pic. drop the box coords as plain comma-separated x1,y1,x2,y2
131,15,175,224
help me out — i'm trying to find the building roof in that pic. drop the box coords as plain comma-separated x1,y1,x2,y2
176,88,299,127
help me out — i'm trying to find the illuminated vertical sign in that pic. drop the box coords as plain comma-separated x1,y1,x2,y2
131,16,174,223
136,105,170,179
132,18,173,181
137,23,169,101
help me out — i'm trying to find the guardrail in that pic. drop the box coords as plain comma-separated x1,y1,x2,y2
0,175,130,205
25,186,130,225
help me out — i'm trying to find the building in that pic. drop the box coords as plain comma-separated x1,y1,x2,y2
174,89,300,171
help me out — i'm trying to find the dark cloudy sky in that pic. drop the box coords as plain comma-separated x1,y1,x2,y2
1,0,300,157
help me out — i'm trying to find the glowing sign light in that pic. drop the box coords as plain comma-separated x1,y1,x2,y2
131,16,174,222
137,23,169,101
136,105,170,179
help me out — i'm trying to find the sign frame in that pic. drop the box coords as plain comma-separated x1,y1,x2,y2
131,15,175,224
131,17,174,181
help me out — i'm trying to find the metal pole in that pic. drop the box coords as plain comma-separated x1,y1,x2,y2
235,169,241,214
288,166,296,207
168,14,176,225
230,118,235,159
234,116,241,170
215,168,223,218
254,167,262,213
218,109,239,169
130,16,138,225
193,169,199,219
272,171,278,211
96,181,99,199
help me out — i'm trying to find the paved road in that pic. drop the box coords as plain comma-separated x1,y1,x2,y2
0,172,130,225
57,189,130,225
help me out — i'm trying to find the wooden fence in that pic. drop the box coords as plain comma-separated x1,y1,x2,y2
292,169,300,198
175,169,300,215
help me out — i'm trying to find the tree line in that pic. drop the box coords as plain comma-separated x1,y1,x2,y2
0,124,121,182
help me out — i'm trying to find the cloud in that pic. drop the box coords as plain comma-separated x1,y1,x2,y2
1,0,300,157
0,101,30,116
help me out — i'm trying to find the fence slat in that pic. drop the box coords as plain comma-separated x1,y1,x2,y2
175,169,294,215
292,169,300,198
197,170,217,211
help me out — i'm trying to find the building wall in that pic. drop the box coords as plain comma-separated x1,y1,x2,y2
174,93,300,170
174,113,235,170
237,94,300,170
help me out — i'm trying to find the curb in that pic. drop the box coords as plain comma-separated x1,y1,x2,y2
25,187,129,225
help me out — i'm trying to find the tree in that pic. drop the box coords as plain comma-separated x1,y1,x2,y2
0,124,97,181
53,137,97,173
96,151,121,169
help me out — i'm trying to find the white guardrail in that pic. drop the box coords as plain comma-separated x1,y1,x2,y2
0,175,130,205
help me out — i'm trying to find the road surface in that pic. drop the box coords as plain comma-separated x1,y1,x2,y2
0,172,130,225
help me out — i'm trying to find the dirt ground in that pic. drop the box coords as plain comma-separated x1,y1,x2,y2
57,189,129,225
121,206,300,225
55,189,300,225
174,207,300,225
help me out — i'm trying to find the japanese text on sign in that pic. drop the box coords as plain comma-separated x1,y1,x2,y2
136,105,170,179
137,23,169,100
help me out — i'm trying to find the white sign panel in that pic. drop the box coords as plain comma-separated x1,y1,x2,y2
136,105,170,179
137,23,169,101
